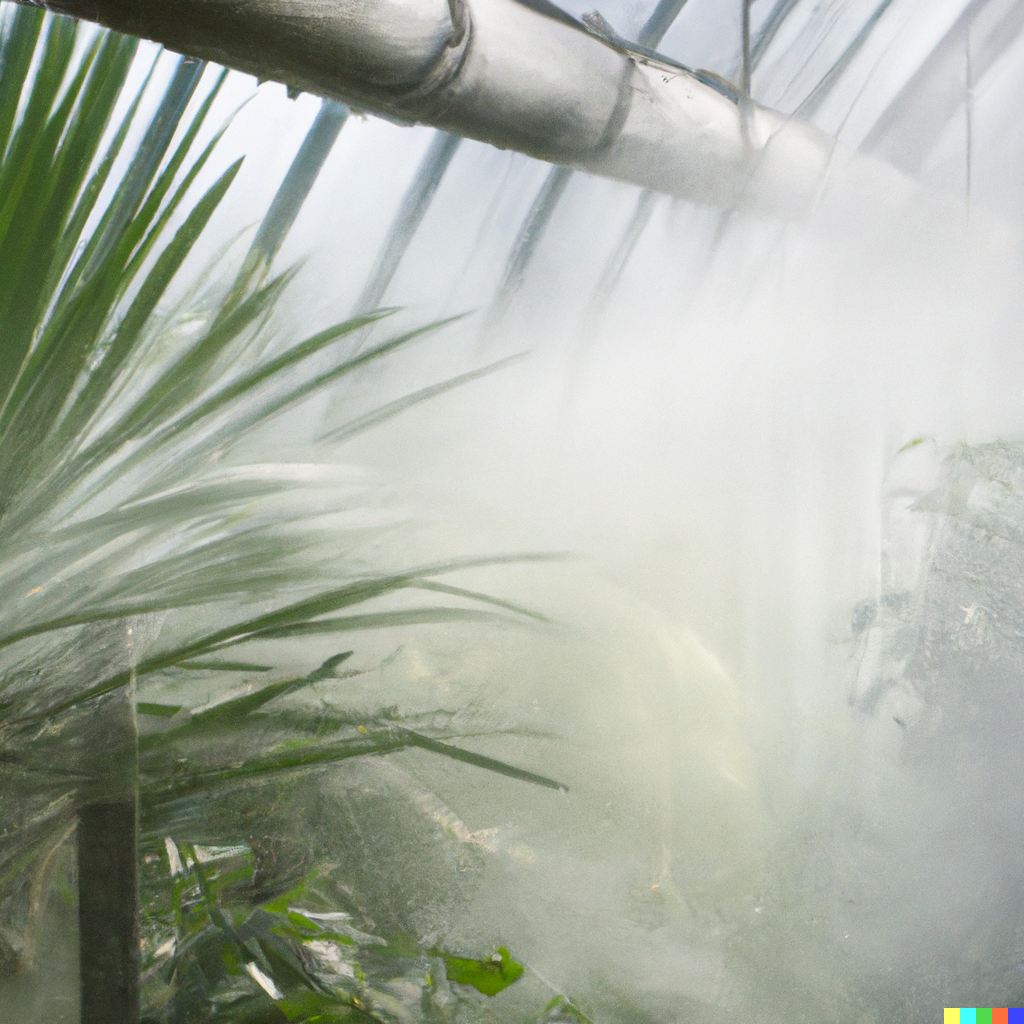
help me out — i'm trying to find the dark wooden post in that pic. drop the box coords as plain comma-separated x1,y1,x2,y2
76,630,141,1024
78,800,140,1024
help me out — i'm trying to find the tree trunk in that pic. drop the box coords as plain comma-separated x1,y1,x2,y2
76,650,140,1024
22,0,835,213
78,799,139,1024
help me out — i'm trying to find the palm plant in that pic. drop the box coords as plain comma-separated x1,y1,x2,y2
0,5,564,1022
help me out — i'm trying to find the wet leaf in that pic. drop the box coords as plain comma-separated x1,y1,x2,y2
441,946,524,996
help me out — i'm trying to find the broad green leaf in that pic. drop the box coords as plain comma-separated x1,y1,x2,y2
441,946,524,996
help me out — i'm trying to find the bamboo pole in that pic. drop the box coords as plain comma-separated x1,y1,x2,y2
23,0,835,213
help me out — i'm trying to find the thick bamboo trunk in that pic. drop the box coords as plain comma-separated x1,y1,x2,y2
23,0,835,214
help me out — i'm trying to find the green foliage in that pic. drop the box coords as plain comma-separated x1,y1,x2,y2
135,649,564,809
138,838,527,1022
440,947,523,997
0,3,562,1014
0,0,557,791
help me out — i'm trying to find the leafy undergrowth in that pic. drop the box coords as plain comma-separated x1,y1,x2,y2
138,838,525,1023
128,650,561,1022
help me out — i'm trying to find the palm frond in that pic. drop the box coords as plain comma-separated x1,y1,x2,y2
0,8,560,1017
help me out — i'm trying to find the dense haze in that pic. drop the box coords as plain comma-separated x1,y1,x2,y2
208,0,1024,1018
10,0,1024,1019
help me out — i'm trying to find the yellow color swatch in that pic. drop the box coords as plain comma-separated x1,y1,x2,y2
946,1010,961,1023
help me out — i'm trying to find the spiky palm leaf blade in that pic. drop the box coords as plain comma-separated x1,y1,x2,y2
0,10,560,1014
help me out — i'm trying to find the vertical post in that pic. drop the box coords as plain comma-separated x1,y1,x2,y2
78,801,140,1024
485,164,574,329
77,631,141,1024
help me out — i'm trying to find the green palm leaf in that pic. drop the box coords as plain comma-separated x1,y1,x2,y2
0,8,558,1019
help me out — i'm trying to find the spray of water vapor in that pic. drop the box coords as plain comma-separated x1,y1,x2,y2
8,0,1024,1019
317,135,1023,1017
264,8,1024,1010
